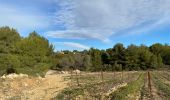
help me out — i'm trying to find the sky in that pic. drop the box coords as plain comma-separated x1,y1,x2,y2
0,0,170,51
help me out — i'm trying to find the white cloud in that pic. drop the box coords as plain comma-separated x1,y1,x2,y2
55,42,90,50
47,0,170,42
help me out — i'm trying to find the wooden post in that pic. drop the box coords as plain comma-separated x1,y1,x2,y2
100,66,104,99
127,71,129,81
114,71,116,78
70,69,73,86
121,70,123,83
76,70,80,86
101,70,104,83
148,71,152,96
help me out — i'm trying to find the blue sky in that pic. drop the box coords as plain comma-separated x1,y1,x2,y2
0,0,170,51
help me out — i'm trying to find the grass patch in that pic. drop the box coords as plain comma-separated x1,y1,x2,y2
110,73,144,100
52,88,84,100
52,71,142,100
152,72,170,98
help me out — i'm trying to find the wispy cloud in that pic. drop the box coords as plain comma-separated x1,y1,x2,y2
54,42,90,51
47,0,170,42
46,29,110,42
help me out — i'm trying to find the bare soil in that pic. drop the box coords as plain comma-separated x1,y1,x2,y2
0,74,70,100
141,72,163,100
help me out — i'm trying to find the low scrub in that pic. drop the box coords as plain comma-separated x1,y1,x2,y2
110,73,144,100
152,72,170,98
52,88,84,100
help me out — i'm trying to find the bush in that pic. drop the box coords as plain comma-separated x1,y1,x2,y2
6,67,17,74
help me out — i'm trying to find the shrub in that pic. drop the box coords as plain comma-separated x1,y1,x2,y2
6,67,17,74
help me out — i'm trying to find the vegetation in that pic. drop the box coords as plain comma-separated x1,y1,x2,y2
152,71,170,98
0,27,54,76
53,43,168,71
110,73,144,100
53,88,84,100
53,71,141,100
0,26,170,76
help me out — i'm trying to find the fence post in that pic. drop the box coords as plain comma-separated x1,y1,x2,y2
148,71,152,96
101,70,104,83
70,69,73,86
121,70,123,83
76,70,80,86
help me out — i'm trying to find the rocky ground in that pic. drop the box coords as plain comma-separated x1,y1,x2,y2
0,71,70,100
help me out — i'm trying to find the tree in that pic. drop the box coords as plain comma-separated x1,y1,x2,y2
150,55,158,69
73,53,84,70
157,54,163,68
101,51,110,65
150,43,163,55
89,48,102,71
125,44,140,70
0,54,20,75
0,26,20,53
0,27,21,75
83,55,92,71
150,43,170,65
161,46,170,65
111,43,126,69
138,45,152,69
15,31,54,74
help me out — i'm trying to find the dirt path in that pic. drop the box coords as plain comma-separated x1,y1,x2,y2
22,74,70,100
0,74,70,100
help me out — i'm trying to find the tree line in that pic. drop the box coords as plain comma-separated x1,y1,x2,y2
0,26,170,75
53,43,168,71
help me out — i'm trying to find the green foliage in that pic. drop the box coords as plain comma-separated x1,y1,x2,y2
15,32,53,74
0,26,168,75
83,55,92,71
150,43,170,65
0,54,20,69
110,73,144,100
89,48,102,71
150,43,163,55
101,51,110,65
53,43,167,71
0,26,20,53
157,54,163,68
110,43,126,65
6,67,17,74
53,52,92,71
0,27,54,76
53,88,84,100
150,55,158,69
152,72,170,98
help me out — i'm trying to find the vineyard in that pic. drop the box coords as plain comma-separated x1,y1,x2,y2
52,70,170,100
0,70,170,100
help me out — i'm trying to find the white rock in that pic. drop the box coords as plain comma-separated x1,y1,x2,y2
19,73,28,78
73,70,81,74
1,75,6,79
2,73,29,79
61,71,65,74
46,70,57,75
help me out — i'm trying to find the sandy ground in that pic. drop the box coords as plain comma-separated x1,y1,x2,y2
0,74,70,100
